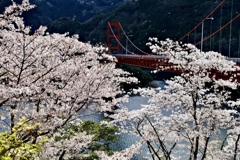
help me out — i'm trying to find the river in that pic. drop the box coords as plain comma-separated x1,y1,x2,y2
108,80,228,159
109,81,165,159
81,81,166,159
110,95,149,160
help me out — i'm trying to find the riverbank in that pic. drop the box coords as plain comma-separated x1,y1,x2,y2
116,64,179,90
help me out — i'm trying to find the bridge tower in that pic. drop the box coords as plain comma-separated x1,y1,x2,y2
106,22,121,54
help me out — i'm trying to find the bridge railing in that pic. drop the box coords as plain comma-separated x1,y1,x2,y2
227,58,240,63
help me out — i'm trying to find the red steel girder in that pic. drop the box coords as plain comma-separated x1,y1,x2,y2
106,22,121,54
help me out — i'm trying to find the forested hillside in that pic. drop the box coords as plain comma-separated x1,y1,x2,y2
0,0,127,30
1,0,239,56
78,0,240,56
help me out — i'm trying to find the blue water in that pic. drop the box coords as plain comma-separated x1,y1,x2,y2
108,80,229,159
109,81,167,159
110,96,150,159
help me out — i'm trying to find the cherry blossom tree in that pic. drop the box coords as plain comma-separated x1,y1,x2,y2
0,0,138,159
2,1,239,160
114,38,240,159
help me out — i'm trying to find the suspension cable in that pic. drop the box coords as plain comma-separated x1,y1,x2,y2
209,16,213,50
178,0,227,42
118,22,151,55
107,22,134,54
219,5,223,53
228,0,233,57
195,13,240,46
194,29,197,44
238,31,240,58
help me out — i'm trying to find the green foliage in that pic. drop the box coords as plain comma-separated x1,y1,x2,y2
48,17,83,38
75,120,118,159
0,117,45,160
80,120,118,155
118,64,153,91
81,152,99,160
0,0,126,32
50,119,118,159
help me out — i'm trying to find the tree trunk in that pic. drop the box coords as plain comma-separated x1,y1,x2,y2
220,135,228,150
189,142,193,160
233,134,240,160
59,150,66,160
201,137,210,160
193,136,199,160
10,105,16,132
192,97,199,160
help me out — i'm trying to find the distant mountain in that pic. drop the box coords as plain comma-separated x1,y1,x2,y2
0,0,129,30
78,0,240,56
1,0,239,56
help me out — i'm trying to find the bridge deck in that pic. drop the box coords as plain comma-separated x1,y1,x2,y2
113,54,240,69
113,54,240,82
113,54,169,70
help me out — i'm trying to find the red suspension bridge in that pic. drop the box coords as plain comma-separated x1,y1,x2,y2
105,0,240,72
106,22,174,70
